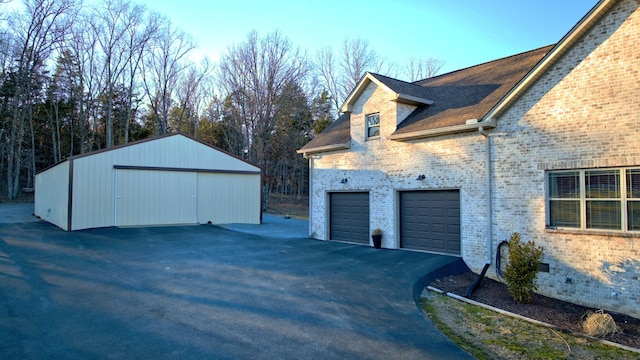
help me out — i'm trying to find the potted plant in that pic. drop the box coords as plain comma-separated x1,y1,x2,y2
371,228,382,249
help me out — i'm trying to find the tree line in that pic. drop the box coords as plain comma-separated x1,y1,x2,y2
0,0,443,200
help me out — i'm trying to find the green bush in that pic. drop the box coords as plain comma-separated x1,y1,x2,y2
504,233,544,304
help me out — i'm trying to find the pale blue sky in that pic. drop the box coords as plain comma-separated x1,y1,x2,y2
141,0,599,74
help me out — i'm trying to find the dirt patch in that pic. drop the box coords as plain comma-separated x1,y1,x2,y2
0,191,34,204
429,271,640,349
264,193,308,219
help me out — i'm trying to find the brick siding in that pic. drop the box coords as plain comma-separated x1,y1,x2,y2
309,0,640,318
490,0,640,317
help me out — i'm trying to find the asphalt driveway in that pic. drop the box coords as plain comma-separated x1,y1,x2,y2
0,210,471,359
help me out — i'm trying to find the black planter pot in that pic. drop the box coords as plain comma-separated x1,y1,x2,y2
372,234,382,249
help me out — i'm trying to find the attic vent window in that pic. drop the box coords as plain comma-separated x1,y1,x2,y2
366,113,380,138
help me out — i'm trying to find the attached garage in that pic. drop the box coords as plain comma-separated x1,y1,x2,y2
399,190,460,255
329,192,370,244
35,133,262,231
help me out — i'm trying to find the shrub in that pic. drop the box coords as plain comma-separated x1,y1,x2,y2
504,233,544,304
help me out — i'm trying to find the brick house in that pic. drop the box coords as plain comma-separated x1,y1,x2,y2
298,0,640,318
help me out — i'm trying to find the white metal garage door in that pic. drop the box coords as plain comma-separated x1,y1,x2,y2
115,170,197,227
400,190,460,255
329,192,370,244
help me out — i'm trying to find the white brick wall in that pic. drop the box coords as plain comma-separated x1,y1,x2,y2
310,82,489,257
309,0,640,318
490,0,640,318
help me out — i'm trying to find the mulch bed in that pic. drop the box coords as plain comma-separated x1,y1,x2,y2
429,271,640,349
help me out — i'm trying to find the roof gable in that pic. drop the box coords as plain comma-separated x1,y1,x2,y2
341,73,433,113
38,133,260,174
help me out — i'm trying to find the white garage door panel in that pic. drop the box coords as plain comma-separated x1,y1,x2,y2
116,170,197,226
197,173,260,224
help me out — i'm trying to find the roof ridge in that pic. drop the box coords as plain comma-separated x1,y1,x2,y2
414,44,555,85
368,72,411,84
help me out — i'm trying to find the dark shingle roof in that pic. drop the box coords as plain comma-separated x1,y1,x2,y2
299,45,552,154
298,113,351,154
368,73,435,102
393,45,552,135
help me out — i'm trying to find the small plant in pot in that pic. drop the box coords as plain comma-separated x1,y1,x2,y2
371,228,382,249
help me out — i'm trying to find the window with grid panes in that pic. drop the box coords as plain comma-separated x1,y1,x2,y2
547,168,640,232
365,113,380,138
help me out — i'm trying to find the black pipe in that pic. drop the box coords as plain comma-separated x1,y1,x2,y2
464,263,490,298
495,240,509,279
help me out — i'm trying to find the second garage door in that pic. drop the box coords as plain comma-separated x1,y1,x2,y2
329,192,370,244
115,170,197,227
400,190,460,255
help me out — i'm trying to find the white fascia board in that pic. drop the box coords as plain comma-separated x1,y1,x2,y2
297,141,351,156
389,119,497,141
341,73,377,113
390,93,434,106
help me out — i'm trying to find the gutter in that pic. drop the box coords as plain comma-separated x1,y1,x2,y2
296,141,350,157
389,119,496,141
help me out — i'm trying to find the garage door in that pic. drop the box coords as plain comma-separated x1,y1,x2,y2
400,190,460,255
329,192,370,244
115,170,197,227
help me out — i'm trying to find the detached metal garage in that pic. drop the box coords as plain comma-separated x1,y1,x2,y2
35,133,262,231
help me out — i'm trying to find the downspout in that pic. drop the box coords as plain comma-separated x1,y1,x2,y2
465,126,492,297
305,153,313,237
478,126,492,265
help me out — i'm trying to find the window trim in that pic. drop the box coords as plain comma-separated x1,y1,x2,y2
365,113,380,139
546,167,640,233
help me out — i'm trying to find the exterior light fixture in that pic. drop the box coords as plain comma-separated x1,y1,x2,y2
416,174,426,181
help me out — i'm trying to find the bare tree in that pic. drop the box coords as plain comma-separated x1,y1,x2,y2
316,38,379,113
142,19,194,135
66,18,101,153
172,57,214,136
316,46,341,112
316,38,445,113
217,30,310,167
404,57,445,82
120,6,159,144
5,0,79,198
89,0,150,148
341,38,378,94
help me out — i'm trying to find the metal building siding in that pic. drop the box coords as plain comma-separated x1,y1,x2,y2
34,161,70,230
66,134,260,231
71,152,117,230
196,173,261,224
